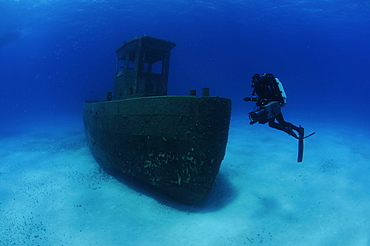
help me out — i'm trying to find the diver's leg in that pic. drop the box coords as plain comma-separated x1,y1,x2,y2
272,114,299,139
284,122,304,139
275,114,304,161
268,119,298,139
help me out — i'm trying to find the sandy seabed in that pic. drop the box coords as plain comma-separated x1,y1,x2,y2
0,115,369,246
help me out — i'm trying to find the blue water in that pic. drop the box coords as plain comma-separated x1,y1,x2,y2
1,0,370,126
1,1,370,245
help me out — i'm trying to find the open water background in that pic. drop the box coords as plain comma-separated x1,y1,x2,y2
0,1,370,245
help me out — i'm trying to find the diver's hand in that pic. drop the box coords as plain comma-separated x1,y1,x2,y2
243,97,258,102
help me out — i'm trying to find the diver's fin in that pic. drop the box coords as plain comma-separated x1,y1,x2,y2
297,126,304,162
304,132,316,139
297,128,315,162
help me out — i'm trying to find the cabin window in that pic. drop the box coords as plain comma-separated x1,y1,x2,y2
116,59,125,76
116,51,136,76
128,60,135,71
142,50,163,74
151,60,163,74
128,51,136,71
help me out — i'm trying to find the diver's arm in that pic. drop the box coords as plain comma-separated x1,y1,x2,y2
243,96,259,102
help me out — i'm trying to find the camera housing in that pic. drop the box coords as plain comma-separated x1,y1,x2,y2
248,101,281,124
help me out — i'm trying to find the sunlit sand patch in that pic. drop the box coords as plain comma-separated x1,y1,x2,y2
0,116,369,245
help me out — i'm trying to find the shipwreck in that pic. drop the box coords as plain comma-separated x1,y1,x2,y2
83,35,231,205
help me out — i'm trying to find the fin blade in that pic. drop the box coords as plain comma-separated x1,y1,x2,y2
297,126,304,162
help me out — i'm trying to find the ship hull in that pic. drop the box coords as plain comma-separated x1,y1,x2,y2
83,96,231,205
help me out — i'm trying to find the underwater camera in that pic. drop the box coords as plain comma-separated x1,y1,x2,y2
248,101,281,124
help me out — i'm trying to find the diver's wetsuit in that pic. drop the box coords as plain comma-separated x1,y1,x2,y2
269,113,300,139
244,73,304,139
244,73,314,162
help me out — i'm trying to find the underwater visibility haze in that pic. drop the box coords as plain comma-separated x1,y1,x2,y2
0,0,369,245
1,0,370,124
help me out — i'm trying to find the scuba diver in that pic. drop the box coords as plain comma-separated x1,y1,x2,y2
243,73,315,162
